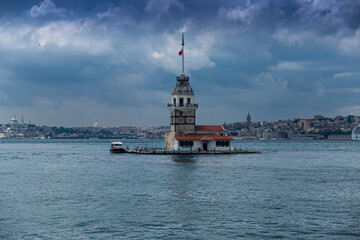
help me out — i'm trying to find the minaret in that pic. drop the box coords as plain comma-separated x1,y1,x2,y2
165,33,198,150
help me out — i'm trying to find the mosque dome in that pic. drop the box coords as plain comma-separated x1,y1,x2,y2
10,117,18,123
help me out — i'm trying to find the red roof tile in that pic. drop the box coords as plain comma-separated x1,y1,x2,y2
175,134,232,141
195,125,224,131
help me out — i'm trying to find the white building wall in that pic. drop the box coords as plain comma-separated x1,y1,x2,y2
193,141,202,150
174,139,231,151
209,141,231,151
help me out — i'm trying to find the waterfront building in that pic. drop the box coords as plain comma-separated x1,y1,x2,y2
165,34,232,151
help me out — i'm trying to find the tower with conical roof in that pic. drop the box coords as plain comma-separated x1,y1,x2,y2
165,33,198,150
247,113,251,127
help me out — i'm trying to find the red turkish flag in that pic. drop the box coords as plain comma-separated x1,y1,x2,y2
178,49,183,56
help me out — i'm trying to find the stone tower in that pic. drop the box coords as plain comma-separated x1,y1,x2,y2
165,33,198,150
247,113,251,126
168,74,198,135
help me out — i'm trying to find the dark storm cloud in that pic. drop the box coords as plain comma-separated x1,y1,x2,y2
0,0,359,126
218,0,360,33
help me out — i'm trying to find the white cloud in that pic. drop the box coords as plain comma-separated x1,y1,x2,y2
30,0,67,17
145,0,184,14
333,72,360,78
0,19,114,55
272,29,310,47
270,61,303,71
0,18,114,55
218,1,268,23
95,7,121,19
338,30,360,56
0,25,33,50
254,72,288,90
152,52,165,59
150,31,215,73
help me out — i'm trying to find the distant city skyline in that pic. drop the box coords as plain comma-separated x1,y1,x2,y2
1,0,360,127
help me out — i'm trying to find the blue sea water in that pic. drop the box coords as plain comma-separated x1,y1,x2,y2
0,139,359,239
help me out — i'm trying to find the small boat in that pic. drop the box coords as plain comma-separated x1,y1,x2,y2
352,124,360,140
110,141,126,153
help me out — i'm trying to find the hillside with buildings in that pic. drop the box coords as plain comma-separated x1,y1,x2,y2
1,114,359,140
224,114,360,140
0,117,168,139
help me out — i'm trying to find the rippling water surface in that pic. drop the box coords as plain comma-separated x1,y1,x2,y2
0,139,359,239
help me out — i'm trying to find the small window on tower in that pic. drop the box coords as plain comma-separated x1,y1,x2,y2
187,98,191,104
173,98,176,104
180,98,184,106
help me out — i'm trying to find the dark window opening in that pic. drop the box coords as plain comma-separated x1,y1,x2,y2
180,140,194,147
187,98,191,104
173,98,176,104
180,98,184,106
216,141,229,147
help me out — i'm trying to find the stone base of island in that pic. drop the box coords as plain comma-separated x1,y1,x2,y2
110,147,260,155
125,150,259,154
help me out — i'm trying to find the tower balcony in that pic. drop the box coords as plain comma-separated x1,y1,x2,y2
167,103,198,110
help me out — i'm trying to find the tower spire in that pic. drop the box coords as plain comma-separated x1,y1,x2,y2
181,32,184,76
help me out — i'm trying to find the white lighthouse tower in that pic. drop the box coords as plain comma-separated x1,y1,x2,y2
165,33,198,150
165,33,232,151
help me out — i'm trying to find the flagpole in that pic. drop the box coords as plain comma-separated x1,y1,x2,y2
182,32,184,75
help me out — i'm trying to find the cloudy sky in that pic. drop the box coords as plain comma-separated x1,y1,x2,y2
0,0,359,126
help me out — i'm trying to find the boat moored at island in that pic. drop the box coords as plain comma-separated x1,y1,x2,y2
110,141,126,153
352,124,360,140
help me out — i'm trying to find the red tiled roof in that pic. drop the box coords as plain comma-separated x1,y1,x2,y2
195,125,224,131
175,134,232,141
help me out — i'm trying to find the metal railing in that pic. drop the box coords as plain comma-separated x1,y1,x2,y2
167,103,198,108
